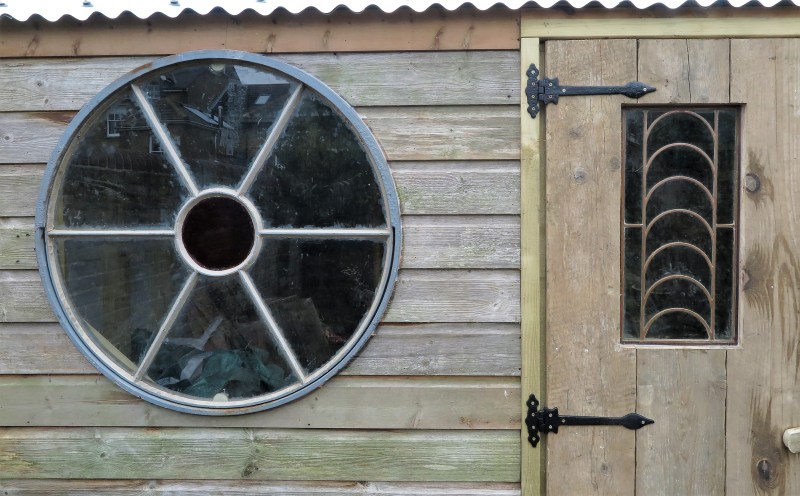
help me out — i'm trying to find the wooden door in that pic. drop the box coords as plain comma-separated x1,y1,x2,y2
543,38,800,495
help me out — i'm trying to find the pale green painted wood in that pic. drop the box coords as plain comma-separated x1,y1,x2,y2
0,107,520,164
0,428,520,481
0,215,519,270
0,480,521,495
0,322,520,376
0,270,521,323
0,52,520,111
0,375,520,429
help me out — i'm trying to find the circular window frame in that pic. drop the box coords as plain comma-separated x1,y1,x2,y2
35,50,402,415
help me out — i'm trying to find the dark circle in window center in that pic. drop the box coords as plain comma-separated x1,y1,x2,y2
181,196,255,271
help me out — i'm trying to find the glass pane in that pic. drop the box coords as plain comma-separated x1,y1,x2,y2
56,90,189,228
249,239,385,370
248,93,386,228
623,227,642,339
715,228,736,340
646,146,714,193
139,63,299,189
624,110,645,224
623,107,739,343
647,111,714,159
54,238,190,372
144,276,297,400
646,179,713,224
717,110,738,225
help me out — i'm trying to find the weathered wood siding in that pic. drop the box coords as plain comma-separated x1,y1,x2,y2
0,8,522,494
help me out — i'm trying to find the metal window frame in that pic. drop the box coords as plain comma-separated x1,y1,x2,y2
35,50,402,415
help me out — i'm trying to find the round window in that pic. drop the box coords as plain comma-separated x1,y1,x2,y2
36,51,401,415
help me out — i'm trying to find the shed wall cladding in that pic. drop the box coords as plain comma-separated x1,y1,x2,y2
0,6,523,494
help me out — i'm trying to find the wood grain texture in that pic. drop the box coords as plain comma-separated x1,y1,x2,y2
521,7,800,39
0,106,519,164
635,350,726,495
0,215,518,270
519,36,544,496
0,165,40,217
0,269,520,323
0,218,32,270
385,270,520,323
544,39,637,496
393,162,520,216
0,428,520,481
728,38,800,496
0,7,520,57
0,375,519,429
402,216,519,269
0,323,520,376
635,39,729,496
0,162,521,217
0,480,521,495
0,52,519,111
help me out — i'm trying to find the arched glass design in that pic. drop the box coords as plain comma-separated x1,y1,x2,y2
36,51,401,414
622,107,739,344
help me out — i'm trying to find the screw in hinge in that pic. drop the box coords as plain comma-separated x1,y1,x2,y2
170,0,179,5
82,0,92,6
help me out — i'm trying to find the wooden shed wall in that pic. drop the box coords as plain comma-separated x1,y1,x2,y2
0,7,523,494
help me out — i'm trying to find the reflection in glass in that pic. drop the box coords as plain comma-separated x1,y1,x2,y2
55,238,190,371
57,90,189,228
622,108,739,343
250,239,385,370
139,64,299,189
145,276,296,399
248,94,386,228
44,55,397,413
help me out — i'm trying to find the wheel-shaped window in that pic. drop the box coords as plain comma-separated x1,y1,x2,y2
36,51,401,414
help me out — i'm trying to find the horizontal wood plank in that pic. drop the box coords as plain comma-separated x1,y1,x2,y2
393,162,520,215
0,375,519,429
0,161,521,218
0,106,519,164
0,8,520,57
0,269,521,323
0,215,519,270
0,480,521,496
0,165,41,217
0,428,520,481
0,323,520,376
0,219,33,270
521,7,800,39
0,52,519,111
403,216,519,269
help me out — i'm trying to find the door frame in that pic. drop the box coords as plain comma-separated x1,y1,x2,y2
519,8,800,496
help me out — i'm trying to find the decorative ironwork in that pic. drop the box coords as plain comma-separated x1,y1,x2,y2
622,108,739,344
525,64,656,118
525,394,654,448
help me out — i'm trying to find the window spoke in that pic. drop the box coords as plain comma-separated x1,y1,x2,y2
237,85,305,196
131,84,200,197
238,270,307,383
48,229,175,237
134,271,199,381
259,227,391,239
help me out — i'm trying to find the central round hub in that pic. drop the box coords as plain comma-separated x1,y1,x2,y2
181,196,255,271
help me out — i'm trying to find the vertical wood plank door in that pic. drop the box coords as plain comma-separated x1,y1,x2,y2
541,38,800,495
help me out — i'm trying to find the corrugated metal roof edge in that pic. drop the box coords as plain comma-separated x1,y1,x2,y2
1,0,798,22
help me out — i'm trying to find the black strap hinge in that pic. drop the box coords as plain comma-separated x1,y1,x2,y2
526,393,654,448
525,64,656,119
